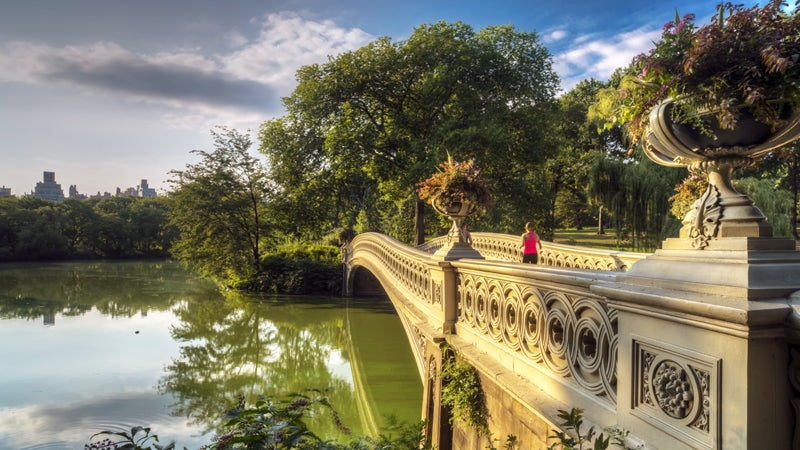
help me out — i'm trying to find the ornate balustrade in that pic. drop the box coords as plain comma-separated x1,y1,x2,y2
452,260,620,408
418,232,648,271
344,231,798,449
345,232,622,416
343,232,437,309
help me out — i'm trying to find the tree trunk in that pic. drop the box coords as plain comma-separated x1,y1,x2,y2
597,205,605,235
414,199,425,246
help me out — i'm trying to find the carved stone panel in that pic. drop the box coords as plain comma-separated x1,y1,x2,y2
633,337,720,449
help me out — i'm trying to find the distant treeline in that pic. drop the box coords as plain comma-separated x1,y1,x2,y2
0,195,343,295
0,196,176,261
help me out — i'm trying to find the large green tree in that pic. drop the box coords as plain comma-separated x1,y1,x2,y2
585,72,686,250
168,127,273,282
547,79,613,234
260,21,560,244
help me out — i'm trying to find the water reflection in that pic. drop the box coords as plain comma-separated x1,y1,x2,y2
0,261,421,449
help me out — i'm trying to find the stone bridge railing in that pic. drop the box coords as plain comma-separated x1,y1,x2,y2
343,232,631,447
343,231,800,450
418,232,647,271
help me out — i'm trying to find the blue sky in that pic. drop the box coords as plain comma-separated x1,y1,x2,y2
0,0,785,196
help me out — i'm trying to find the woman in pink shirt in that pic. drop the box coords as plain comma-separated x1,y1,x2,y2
521,222,542,264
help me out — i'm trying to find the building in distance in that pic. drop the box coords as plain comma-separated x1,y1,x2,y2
138,179,157,198
4,172,158,200
33,171,65,202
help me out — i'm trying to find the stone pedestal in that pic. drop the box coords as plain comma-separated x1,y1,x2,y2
618,237,800,300
432,242,484,261
431,220,484,261
597,281,793,450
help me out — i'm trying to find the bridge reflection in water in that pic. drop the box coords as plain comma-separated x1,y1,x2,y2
343,231,800,450
343,297,422,436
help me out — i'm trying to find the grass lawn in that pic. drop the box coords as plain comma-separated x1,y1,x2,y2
554,228,800,251
552,228,632,251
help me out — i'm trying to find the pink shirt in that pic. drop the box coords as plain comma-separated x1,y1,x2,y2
522,233,538,254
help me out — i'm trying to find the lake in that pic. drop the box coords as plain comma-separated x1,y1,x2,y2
0,260,421,449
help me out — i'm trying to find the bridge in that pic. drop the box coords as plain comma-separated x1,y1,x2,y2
342,231,800,449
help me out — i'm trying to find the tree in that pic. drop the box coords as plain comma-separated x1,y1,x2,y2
168,127,273,282
547,79,610,233
93,197,135,257
259,22,560,244
589,155,682,250
60,198,100,257
738,142,800,238
587,73,686,250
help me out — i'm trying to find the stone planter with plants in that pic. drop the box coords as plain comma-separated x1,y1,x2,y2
417,153,493,248
595,0,800,247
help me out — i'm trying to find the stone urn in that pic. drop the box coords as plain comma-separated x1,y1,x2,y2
642,98,800,248
430,195,483,260
620,98,800,300
432,196,475,243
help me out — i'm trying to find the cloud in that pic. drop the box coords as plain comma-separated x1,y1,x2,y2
0,391,206,449
0,12,374,121
543,28,568,43
552,26,660,92
0,41,275,111
222,12,373,90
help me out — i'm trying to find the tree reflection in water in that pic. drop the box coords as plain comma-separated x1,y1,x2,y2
160,291,362,440
0,261,421,447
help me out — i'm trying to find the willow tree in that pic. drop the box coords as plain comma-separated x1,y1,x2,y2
589,154,683,251
587,72,684,250
259,21,559,244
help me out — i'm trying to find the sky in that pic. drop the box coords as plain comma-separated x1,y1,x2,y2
0,0,786,196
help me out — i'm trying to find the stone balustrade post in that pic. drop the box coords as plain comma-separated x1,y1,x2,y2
427,261,458,333
594,282,794,449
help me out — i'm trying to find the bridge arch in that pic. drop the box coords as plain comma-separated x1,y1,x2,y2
343,233,441,381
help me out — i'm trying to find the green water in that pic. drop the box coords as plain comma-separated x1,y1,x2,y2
0,260,421,449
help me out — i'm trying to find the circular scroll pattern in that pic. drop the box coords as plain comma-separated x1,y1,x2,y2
457,273,617,403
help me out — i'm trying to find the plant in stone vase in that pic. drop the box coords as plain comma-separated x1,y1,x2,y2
594,0,800,150
416,153,494,218
593,1,800,248
668,174,709,220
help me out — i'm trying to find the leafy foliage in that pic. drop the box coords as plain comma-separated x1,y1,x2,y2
589,156,683,251
668,174,708,220
594,0,800,147
86,426,177,450
548,79,619,234
249,257,341,295
259,21,560,243
168,127,273,283
0,196,175,261
547,408,610,450
439,346,490,437
416,155,494,214
86,392,432,450
736,176,795,237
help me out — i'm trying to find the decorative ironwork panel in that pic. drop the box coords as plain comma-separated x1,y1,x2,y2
418,232,647,272
457,272,618,404
357,239,434,307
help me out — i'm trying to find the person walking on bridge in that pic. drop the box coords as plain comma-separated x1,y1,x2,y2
521,222,542,264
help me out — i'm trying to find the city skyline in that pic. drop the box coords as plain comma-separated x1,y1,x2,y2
0,0,784,196
2,170,158,199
